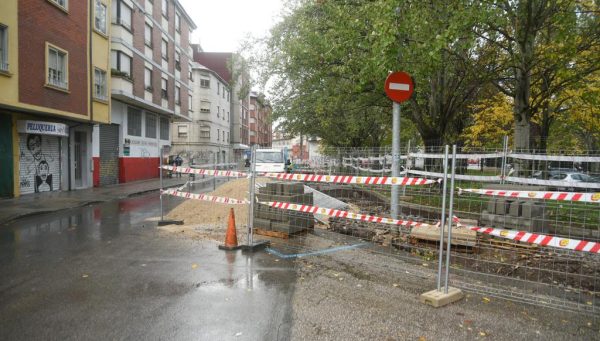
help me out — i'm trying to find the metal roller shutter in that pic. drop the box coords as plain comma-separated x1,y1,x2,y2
99,124,119,186
19,134,61,195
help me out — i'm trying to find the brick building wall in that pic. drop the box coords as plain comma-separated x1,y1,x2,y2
18,0,89,116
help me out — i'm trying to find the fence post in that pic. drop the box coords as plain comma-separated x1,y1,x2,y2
436,145,449,291
501,135,509,184
242,145,268,252
444,145,458,293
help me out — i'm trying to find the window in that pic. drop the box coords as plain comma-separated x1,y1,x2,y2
177,125,187,138
113,0,132,30
0,25,7,72
47,44,68,89
144,23,152,47
217,83,220,95
227,91,230,102
111,50,132,77
222,89,225,99
217,106,220,118
227,112,229,122
161,39,168,61
200,101,210,113
161,77,168,99
161,0,168,17
160,117,169,140
223,130,225,141
175,51,181,71
175,13,181,32
94,0,107,35
200,79,210,88
189,69,193,81
146,113,157,138
227,132,229,142
94,68,107,100
200,129,210,138
144,67,152,90
217,129,220,141
127,107,142,136
188,95,192,111
222,108,225,119
49,0,68,11
175,85,180,105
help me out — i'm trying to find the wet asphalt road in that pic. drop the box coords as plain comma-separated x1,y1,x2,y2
0,193,296,341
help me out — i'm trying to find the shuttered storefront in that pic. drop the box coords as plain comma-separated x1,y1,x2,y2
99,124,119,186
0,114,13,198
19,134,61,194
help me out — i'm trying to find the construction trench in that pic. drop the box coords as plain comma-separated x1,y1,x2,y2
161,176,600,315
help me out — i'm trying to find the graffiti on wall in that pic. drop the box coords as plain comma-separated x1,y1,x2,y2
19,134,59,194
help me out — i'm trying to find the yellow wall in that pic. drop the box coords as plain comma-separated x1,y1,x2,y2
91,0,111,124
0,0,18,104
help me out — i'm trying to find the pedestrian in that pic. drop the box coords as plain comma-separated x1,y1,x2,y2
175,155,183,178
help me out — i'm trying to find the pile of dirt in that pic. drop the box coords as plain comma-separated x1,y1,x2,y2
158,178,271,242
166,178,253,226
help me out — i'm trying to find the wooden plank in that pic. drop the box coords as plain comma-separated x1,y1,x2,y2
410,225,478,247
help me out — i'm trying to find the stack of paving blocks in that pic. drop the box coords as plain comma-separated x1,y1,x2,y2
254,182,314,236
480,198,547,233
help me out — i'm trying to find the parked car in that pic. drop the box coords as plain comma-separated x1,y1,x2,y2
549,172,600,191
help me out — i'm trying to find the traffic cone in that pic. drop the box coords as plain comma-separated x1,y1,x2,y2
218,208,241,251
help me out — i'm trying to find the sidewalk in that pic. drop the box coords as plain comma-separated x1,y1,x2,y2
0,177,188,224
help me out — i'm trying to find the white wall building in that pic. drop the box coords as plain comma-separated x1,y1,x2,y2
171,63,231,164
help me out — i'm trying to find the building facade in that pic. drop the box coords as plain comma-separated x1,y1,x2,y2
171,63,231,165
95,0,196,185
249,92,272,148
0,0,112,198
192,49,250,161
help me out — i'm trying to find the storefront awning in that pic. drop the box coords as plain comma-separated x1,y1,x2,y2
233,143,250,150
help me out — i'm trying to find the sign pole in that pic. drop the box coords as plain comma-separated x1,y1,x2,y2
391,102,401,221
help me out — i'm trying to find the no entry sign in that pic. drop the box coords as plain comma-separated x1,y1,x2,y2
385,71,414,103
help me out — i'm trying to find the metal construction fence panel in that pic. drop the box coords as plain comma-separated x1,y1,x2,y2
159,144,600,316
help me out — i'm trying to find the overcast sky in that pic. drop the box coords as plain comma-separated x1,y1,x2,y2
178,0,284,52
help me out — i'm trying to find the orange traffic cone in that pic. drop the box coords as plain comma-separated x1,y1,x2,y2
218,208,241,251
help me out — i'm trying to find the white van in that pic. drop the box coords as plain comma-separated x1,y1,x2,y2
255,148,287,173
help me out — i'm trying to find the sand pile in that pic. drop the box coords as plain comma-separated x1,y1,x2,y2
158,178,271,242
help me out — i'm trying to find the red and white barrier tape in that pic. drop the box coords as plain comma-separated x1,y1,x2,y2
161,188,248,204
161,165,247,178
264,200,600,254
264,201,425,228
460,223,600,254
459,188,600,203
259,173,437,186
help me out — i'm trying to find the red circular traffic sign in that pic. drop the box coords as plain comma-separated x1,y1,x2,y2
384,71,414,103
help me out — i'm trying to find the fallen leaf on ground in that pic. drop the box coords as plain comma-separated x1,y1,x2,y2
82,274,89,278
482,297,490,303
479,331,487,336
191,263,198,269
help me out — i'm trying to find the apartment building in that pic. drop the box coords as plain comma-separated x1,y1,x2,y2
171,63,231,164
96,0,196,185
192,49,250,161
249,92,272,148
0,0,111,198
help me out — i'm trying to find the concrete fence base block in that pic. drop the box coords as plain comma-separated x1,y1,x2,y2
420,287,464,307
241,240,270,253
157,220,184,226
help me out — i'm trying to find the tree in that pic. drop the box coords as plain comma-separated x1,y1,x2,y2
255,0,486,149
475,0,600,152
461,92,514,149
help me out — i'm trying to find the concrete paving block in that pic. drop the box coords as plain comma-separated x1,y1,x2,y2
486,199,497,214
509,201,523,217
495,199,509,215
282,182,304,195
420,287,464,307
253,218,272,231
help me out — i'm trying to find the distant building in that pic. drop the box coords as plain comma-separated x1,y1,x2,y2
192,49,250,161
101,0,196,185
272,129,310,163
0,0,111,197
171,63,231,164
249,92,273,148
